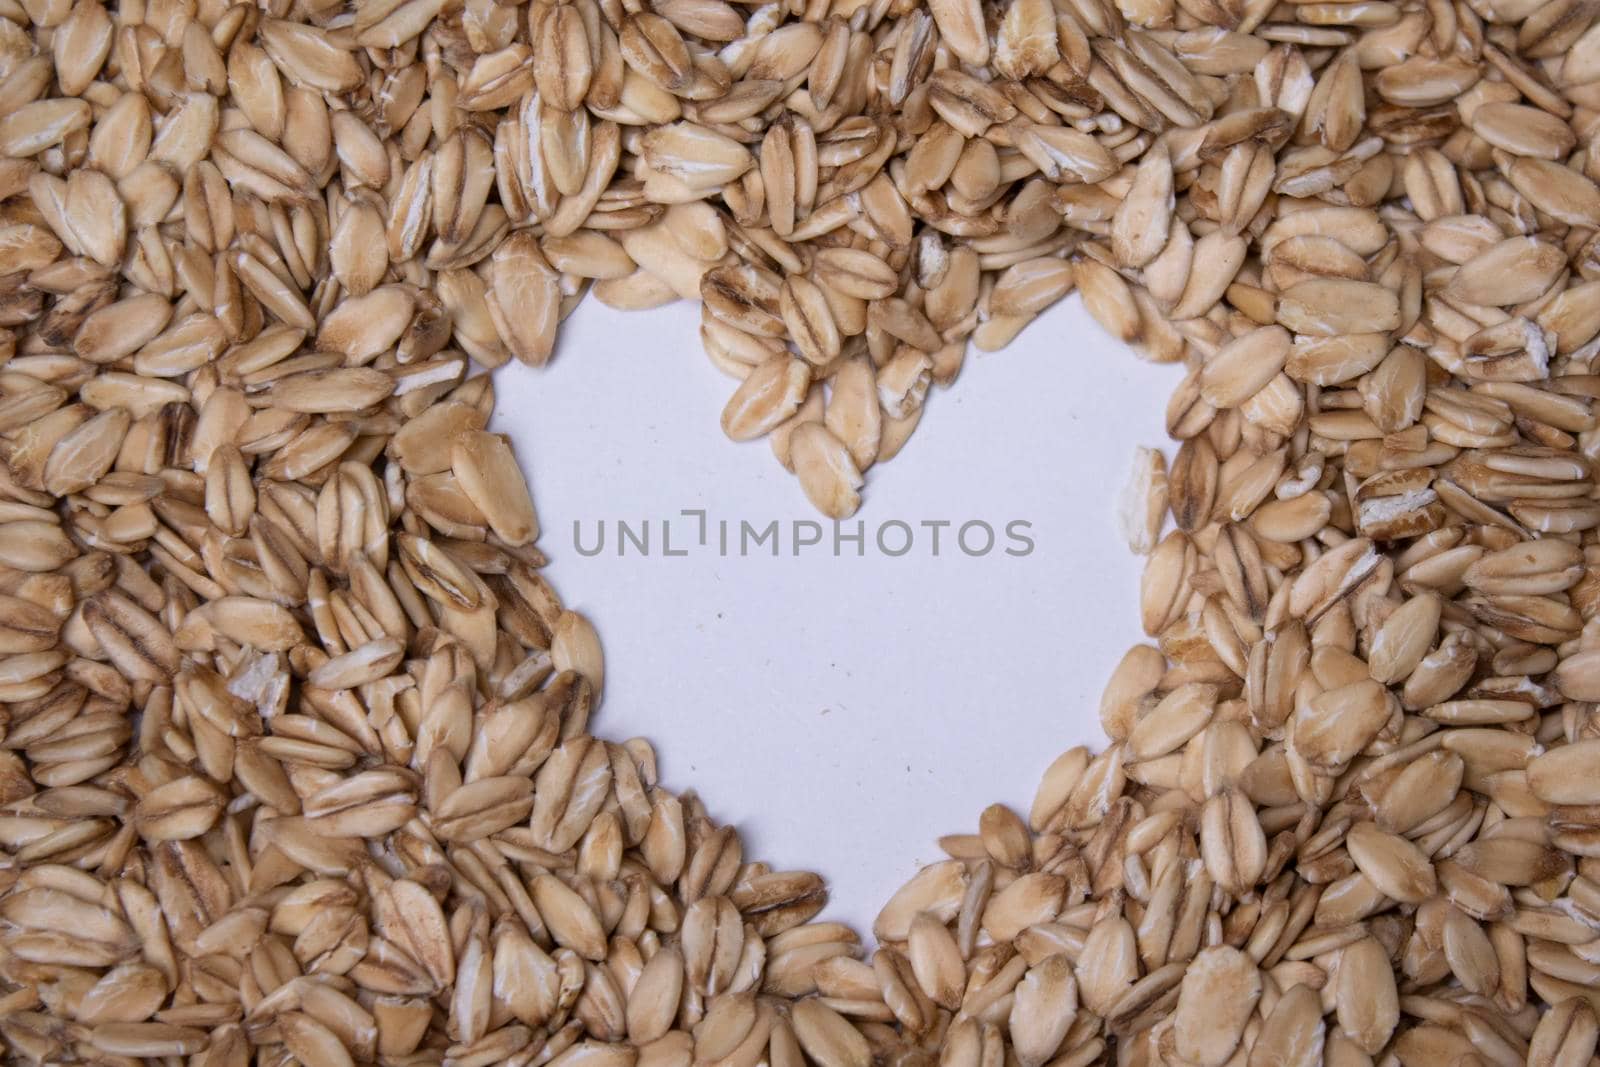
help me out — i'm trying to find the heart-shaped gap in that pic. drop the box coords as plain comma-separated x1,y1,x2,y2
495,295,1173,932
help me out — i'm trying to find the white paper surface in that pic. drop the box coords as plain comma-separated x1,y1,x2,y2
491,295,1176,935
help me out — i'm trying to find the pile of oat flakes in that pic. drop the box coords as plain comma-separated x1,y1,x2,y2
2,0,1600,1060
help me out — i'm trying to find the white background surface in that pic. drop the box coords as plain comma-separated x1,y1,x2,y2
492,296,1177,936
